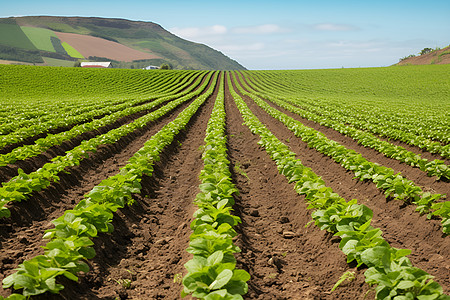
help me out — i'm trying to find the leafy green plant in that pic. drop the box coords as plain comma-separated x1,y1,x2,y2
233,72,448,234
0,72,214,219
228,71,448,300
2,72,219,299
182,73,249,299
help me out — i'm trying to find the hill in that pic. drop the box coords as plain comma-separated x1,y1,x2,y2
397,45,450,66
0,16,246,70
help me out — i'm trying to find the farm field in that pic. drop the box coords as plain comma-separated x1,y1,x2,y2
0,64,449,299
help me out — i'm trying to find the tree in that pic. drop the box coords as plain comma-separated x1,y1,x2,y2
160,63,171,70
420,48,433,55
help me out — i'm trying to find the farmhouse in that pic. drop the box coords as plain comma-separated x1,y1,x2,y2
143,65,159,70
80,62,112,68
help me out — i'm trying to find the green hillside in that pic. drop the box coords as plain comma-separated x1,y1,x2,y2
0,19,37,50
0,16,245,70
21,26,59,52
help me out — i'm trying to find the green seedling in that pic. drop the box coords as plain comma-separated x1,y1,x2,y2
331,270,355,292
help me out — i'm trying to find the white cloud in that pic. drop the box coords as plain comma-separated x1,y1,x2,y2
327,40,385,51
312,23,359,31
233,24,288,34
219,42,265,52
170,25,227,39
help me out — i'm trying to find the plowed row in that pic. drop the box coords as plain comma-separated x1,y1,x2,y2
0,68,448,299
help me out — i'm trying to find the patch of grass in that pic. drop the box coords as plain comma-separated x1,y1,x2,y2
21,26,59,52
0,23,37,51
61,42,84,59
47,22,90,35
43,57,76,67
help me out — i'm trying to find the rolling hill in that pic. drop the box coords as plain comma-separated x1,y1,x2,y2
397,45,450,66
0,16,246,70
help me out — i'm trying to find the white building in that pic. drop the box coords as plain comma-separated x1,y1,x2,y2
143,65,159,70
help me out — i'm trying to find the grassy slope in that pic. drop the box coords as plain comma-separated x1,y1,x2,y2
61,42,84,58
43,57,77,67
11,16,246,70
0,21,38,51
21,26,58,52
0,19,44,63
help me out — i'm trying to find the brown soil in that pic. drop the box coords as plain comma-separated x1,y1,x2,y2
0,98,171,182
55,32,160,62
0,75,214,299
44,73,219,300
225,79,372,299
231,79,450,294
0,73,448,299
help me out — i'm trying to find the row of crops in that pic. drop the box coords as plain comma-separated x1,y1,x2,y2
0,64,448,299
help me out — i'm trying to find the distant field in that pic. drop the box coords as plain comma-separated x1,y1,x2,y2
0,23,37,50
43,57,77,67
55,31,160,61
21,26,59,52
0,59,34,65
61,41,84,59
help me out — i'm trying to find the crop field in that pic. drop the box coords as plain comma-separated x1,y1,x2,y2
21,27,60,53
0,64,449,300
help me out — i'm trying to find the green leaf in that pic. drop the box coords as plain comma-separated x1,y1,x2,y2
204,289,227,300
0,206,11,218
396,280,415,290
417,295,443,300
231,269,250,282
3,294,27,300
23,260,39,276
184,256,207,273
209,269,233,290
361,246,391,270
200,183,217,193
2,273,16,288
9,274,35,290
217,199,229,210
207,251,224,266
62,271,78,282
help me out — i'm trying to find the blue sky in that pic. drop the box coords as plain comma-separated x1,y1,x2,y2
2,0,450,69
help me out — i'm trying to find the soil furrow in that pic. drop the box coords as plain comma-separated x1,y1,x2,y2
238,74,449,192
0,74,200,158
225,80,371,299
372,134,450,165
0,103,166,183
0,73,207,183
259,96,449,194
45,74,219,300
232,85,450,294
0,94,201,298
0,108,118,156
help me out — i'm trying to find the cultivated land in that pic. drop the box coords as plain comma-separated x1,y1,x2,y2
0,64,449,300
54,32,160,62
